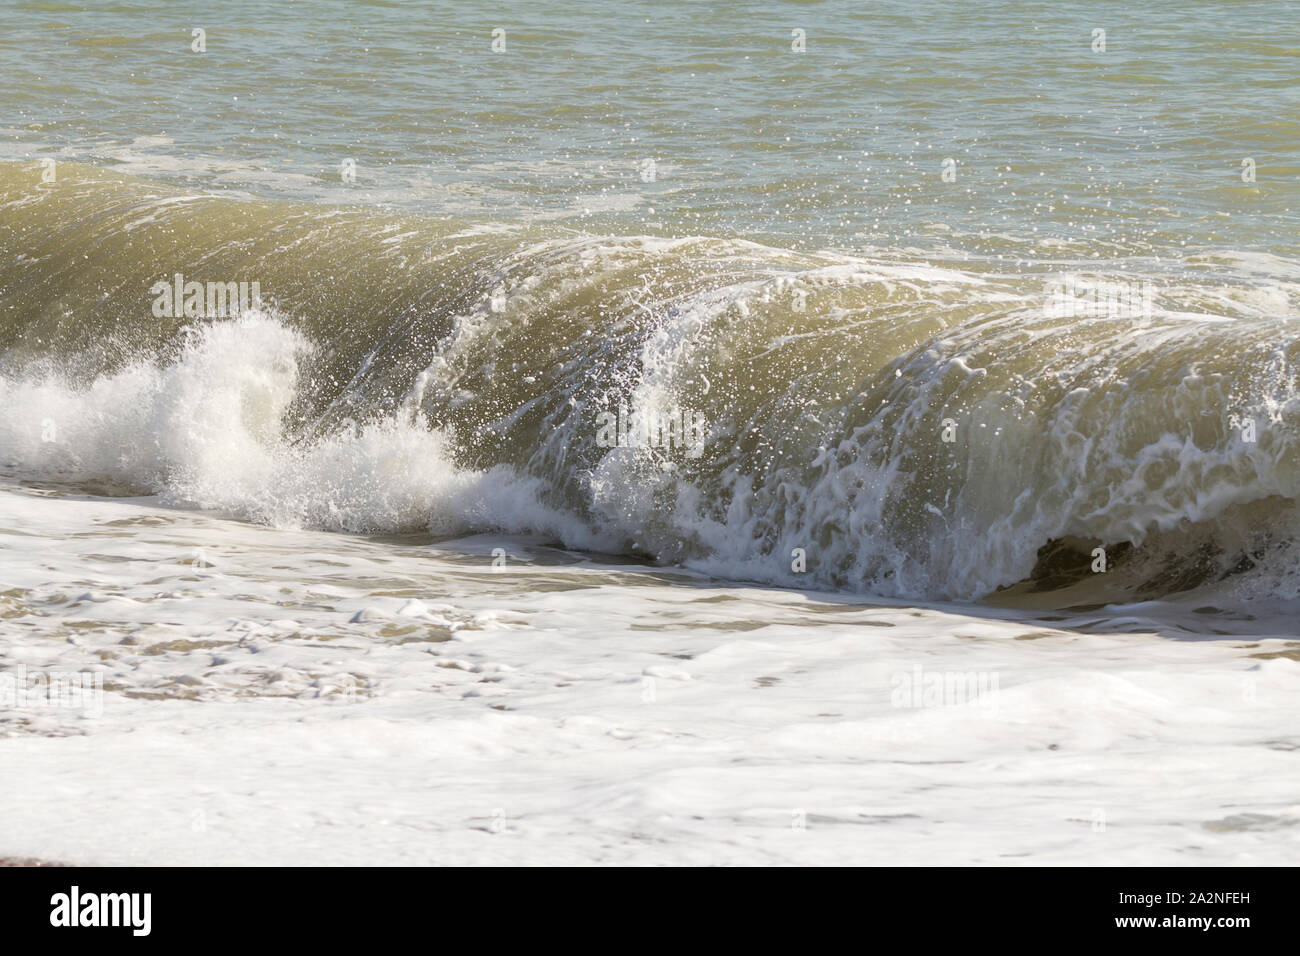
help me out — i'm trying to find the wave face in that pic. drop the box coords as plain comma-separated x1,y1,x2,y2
3,163,1300,601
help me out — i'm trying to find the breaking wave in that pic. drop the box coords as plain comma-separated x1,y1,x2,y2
3,162,1300,602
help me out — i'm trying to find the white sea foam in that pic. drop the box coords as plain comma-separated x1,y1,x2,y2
1,481,1298,865
0,313,607,549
